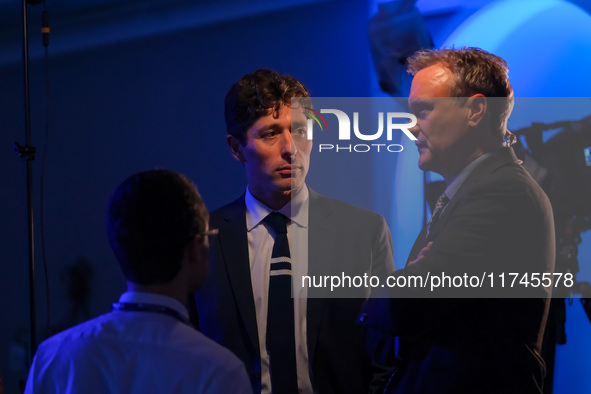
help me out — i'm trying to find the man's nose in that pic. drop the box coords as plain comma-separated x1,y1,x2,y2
409,123,421,139
280,131,296,157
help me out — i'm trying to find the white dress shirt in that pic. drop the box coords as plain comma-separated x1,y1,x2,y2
25,291,251,394
245,186,313,394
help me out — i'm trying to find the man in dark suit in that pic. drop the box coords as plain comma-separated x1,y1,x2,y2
361,48,555,393
194,69,394,393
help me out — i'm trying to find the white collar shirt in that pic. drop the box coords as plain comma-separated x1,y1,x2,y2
25,291,251,394
245,186,312,394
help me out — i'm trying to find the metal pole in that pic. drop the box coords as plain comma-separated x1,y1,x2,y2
19,0,37,365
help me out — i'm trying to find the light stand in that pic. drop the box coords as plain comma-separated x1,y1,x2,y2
12,0,38,367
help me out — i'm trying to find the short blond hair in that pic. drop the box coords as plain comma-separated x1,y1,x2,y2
407,47,514,133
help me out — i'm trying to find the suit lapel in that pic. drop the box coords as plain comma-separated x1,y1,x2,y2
406,226,428,266
433,147,520,234
407,148,521,263
218,197,260,353
306,189,333,366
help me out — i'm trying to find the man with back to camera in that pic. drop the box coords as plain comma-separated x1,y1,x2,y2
360,47,555,393
25,169,251,393
194,69,395,393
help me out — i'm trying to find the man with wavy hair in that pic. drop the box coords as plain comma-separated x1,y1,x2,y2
195,69,395,393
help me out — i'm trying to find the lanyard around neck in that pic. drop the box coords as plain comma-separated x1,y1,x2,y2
112,302,193,327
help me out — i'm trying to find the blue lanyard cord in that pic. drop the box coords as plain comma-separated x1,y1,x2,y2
112,302,193,327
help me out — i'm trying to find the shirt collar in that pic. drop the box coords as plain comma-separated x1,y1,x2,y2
118,291,189,320
245,185,309,232
444,151,494,200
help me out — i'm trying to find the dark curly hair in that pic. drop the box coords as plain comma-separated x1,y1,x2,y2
224,69,312,144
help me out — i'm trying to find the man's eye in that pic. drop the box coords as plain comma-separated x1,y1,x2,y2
414,109,428,119
292,128,308,140
263,131,278,138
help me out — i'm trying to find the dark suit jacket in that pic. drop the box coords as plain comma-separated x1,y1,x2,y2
195,188,394,393
361,148,555,393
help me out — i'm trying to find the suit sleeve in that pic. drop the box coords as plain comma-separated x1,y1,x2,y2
361,171,554,340
368,215,395,282
365,215,398,390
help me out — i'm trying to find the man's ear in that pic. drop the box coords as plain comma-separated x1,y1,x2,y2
227,134,245,163
185,235,207,264
466,94,487,128
184,235,208,290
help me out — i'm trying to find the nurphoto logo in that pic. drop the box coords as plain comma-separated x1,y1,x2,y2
306,108,417,153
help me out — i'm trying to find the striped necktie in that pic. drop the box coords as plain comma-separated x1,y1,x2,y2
264,212,298,394
427,193,449,238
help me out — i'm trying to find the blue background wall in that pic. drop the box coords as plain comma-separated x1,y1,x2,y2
1,0,589,392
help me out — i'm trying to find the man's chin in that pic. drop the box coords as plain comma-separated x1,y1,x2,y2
274,181,296,194
290,177,306,193
274,174,306,194
418,156,433,172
